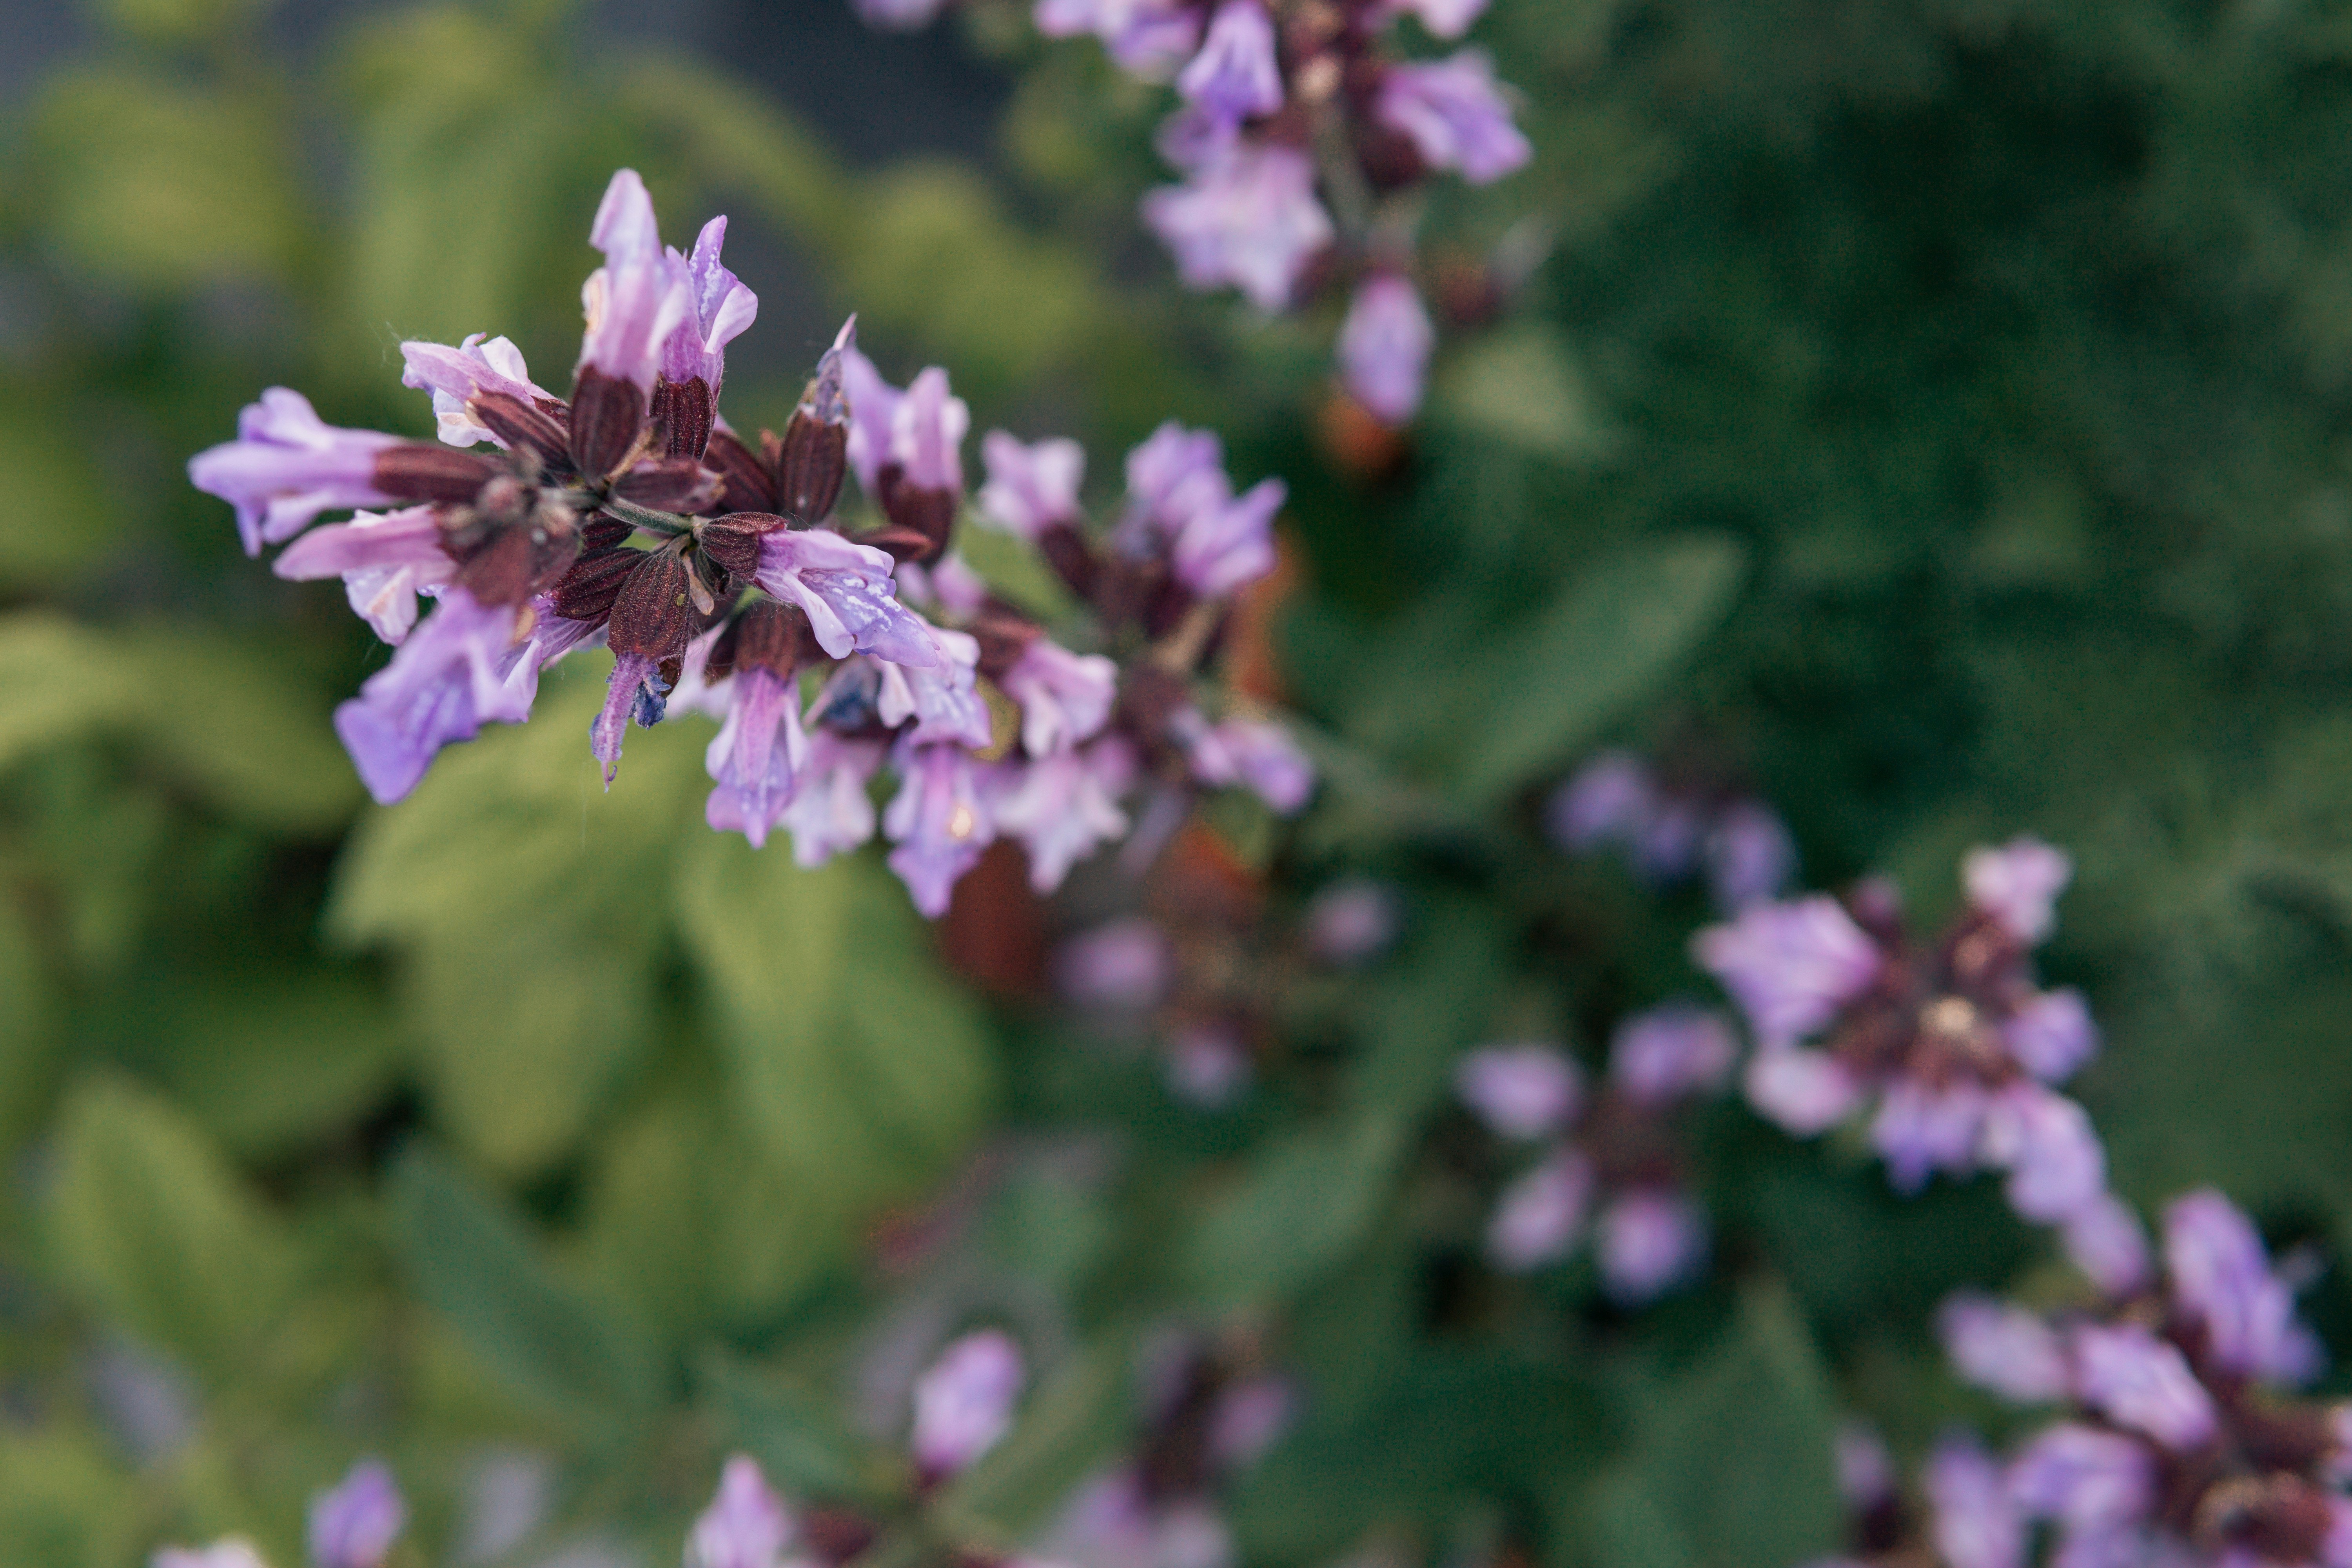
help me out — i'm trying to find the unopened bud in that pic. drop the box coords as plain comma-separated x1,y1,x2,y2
568,365,646,480
372,444,501,505
652,373,715,460
606,550,697,658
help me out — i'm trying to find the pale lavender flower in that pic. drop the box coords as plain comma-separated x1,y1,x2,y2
1303,879,1402,966
1142,145,1334,311
1035,1470,1233,1568
1058,918,1172,1010
1704,800,1798,910
1156,105,1240,176
1980,1085,2105,1225
687,1455,793,1568
1835,1423,1895,1510
154,1542,270,1568
2061,1194,2153,1298
1124,422,1229,534
1172,477,1284,597
1379,0,1488,39
1486,1150,1592,1270
660,215,760,399
1177,0,1282,124
885,743,996,916
399,333,551,448
1871,1079,1990,1194
1167,1023,1252,1106
1182,715,1313,811
993,738,1136,892
1742,1045,1861,1135
755,530,939,666
579,169,689,396
704,667,810,849
1034,0,1203,77
2164,1189,2322,1385
978,432,1087,539
876,629,993,748
1336,274,1435,425
1964,837,2073,945
1456,1044,1581,1139
2071,1323,2217,1450
893,367,970,495
842,347,903,497
1922,1434,2024,1568
1692,894,1882,1044
1596,1190,1707,1303
309,1460,405,1568
2007,1424,2154,1534
2004,988,2098,1082
187,387,402,555
900,552,991,618
332,589,577,804
1608,1004,1736,1108
1004,640,1120,756
1938,1292,2071,1403
782,733,885,867
272,505,454,644
1373,52,1531,185
1548,751,1655,850
912,1329,1026,1479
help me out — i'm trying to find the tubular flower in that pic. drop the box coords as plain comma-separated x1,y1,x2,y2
1549,748,1797,912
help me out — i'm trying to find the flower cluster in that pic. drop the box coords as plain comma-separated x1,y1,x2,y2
189,170,1309,917
856,0,1532,427
1452,1003,1736,1303
1550,748,1798,913
1692,839,2138,1283
1823,1191,2349,1568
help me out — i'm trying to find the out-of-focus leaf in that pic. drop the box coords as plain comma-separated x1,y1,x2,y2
0,1430,135,1568
0,409,115,592
117,631,364,831
1581,1286,1840,1568
28,70,299,289
1182,1111,1406,1306
0,615,147,771
1434,326,1619,463
0,890,61,1147
940,1330,1138,1543
1347,898,1510,1116
697,1350,888,1500
47,1078,295,1374
386,1146,661,1420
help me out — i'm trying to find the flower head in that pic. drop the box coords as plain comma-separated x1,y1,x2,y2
885,743,996,916
1143,145,1334,312
308,1461,405,1568
1374,52,1531,185
1177,0,1283,125
187,388,402,555
687,1455,794,1568
979,432,1087,540
1337,274,1436,425
704,665,811,849
913,1329,1027,1480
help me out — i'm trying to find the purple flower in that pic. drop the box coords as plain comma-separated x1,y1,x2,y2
1486,1150,1592,1270
875,630,993,749
1373,52,1531,185
912,1329,1026,1479
755,529,940,666
782,733,884,867
1004,640,1120,756
590,651,668,784
1608,1004,1736,1107
308,1460,405,1568
332,589,581,804
1871,1079,1989,1194
1336,274,1435,425
1595,1189,1707,1303
1181,714,1314,811
1963,836,2073,945
1704,800,1798,911
842,345,902,498
399,333,552,448
2163,1189,2322,1385
991,738,1136,892
1167,1024,1253,1106
1980,1085,2105,1225
1379,0,1488,39
1142,144,1334,311
272,505,454,644
579,170,690,396
687,1455,793,1568
704,667,810,849
1922,1434,2024,1568
1058,918,1171,1009
2007,1423,2154,1534
1693,894,1882,1045
1548,751,1655,850
2061,1194,2153,1298
893,367,969,495
188,388,403,555
1303,878,1402,966
1938,1292,2070,1403
1456,1043,1581,1138
1124,421,1229,534
885,743,995,916
1742,1045,1860,1134
2004,987,2098,1083
661,215,760,399
1172,477,1284,597
978,432,1086,540
1208,1377,1292,1466
1034,0,1203,76
1177,0,1282,124
2070,1323,2217,1450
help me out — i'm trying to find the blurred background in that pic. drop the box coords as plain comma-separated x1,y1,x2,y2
5,0,2352,1563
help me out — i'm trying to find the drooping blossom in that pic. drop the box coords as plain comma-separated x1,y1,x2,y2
1922,1434,2024,1568
1596,1189,1708,1303
783,734,886,869
1608,1005,1736,1107
399,333,552,449
1142,145,1334,312
272,505,454,644
1058,917,1174,1010
1373,51,1532,184
993,739,1137,892
1695,895,1881,1045
1302,878,1402,966
704,665,809,849
1487,1149,1593,1270
886,743,997,916
1003,640,1119,757
308,1461,406,1568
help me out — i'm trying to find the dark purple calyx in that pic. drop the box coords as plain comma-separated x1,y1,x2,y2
569,366,648,481
606,547,699,661
651,374,715,461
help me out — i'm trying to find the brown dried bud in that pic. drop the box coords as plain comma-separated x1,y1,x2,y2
799,1510,875,1568
695,518,770,579
877,474,955,564
450,499,580,606
732,599,808,678
857,524,937,564
548,546,642,622
705,429,779,512
650,374,714,461
372,445,500,505
613,457,721,513
466,393,572,469
777,408,848,523
1037,521,1097,601
606,550,697,659
568,366,646,480
969,609,1042,681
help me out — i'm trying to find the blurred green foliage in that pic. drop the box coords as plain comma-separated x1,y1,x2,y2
3,0,2352,1564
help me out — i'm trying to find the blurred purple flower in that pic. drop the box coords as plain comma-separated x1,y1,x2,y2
1034,0,1203,76
308,1461,405,1568
1693,893,1882,1045
1922,1434,2024,1568
1963,836,2073,945
912,1329,1026,1479
2007,1423,2154,1535
1143,145,1334,311
1373,52,1530,185
2070,1323,2217,1450
1167,1023,1253,1106
993,738,1136,892
1938,1292,2070,1403
1486,1149,1591,1270
1741,1044,1861,1134
1004,640,1120,757
979,432,1087,540
2060,1194,2153,1298
1303,878,1402,966
1548,751,1655,850
2163,1188,2322,1385
1608,1004,1735,1108
687,1455,794,1568
782,733,884,867
1595,1189,1707,1303
885,742,996,916
1059,917,1174,1010
1336,274,1434,425
2004,987,2098,1082
1455,1043,1581,1139
1704,799,1797,910
1177,0,1282,124
1171,478,1285,599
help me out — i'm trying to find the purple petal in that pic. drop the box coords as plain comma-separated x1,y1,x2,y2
1141,145,1333,311
1176,0,1283,123
331,589,561,804
1374,51,1532,185
187,387,403,555
912,1329,1026,1479
398,334,551,448
1303,878,1402,966
1963,836,2073,945
990,739,1135,893
1455,1043,1581,1139
1057,917,1172,1010
2007,1423,2155,1533
1004,640,1120,756
1595,1189,1708,1303
755,529,939,667
884,742,995,916
687,1455,793,1568
978,431,1087,539
2071,1323,2217,1450
1691,894,1882,1044
1336,274,1435,425
579,169,690,394
1937,1292,2070,1403
1608,1004,1736,1107
2004,987,2098,1083
1486,1149,1591,1270
1923,1434,2025,1568
2163,1188,2322,1384
1742,1044,1860,1135
782,732,884,867
308,1459,406,1568
704,666,809,849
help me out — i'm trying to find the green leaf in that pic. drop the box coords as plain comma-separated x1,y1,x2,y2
386,1146,661,1420
1581,1286,1840,1568
46,1078,295,1373
1347,898,1511,1118
697,1350,889,1501
1434,325,1621,464
114,631,365,832
0,891,62,1149
0,1430,136,1568
1181,1111,1407,1307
